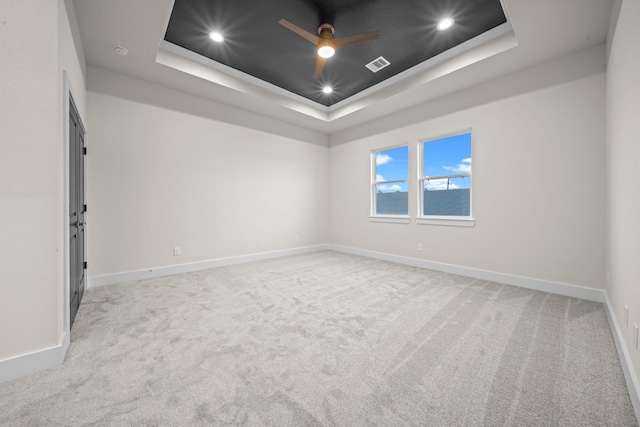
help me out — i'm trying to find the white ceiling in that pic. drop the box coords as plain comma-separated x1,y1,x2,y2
73,0,612,136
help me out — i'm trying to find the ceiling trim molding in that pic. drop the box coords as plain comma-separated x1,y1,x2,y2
157,40,330,119
157,21,516,124
327,22,515,112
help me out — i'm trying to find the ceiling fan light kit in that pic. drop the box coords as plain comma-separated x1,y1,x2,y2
317,45,335,58
278,18,380,78
317,24,336,58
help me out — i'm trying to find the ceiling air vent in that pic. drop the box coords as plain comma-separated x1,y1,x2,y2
365,56,390,73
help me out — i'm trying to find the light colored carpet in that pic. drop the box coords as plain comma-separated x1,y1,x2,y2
0,250,637,426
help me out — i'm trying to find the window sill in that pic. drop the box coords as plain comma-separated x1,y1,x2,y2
369,216,411,224
416,216,475,227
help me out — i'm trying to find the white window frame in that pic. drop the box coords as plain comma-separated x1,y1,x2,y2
370,144,410,223
417,130,474,227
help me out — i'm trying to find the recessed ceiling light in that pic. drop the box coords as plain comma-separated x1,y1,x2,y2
437,17,454,31
114,46,129,56
322,86,333,94
209,31,224,43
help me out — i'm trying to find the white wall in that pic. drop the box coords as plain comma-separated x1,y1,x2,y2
58,0,88,341
0,0,59,361
0,0,86,362
59,0,86,118
607,0,640,388
329,49,606,290
87,69,330,277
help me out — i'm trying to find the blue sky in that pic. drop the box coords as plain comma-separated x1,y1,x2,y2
376,133,471,192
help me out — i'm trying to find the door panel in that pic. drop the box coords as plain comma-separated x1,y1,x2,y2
69,99,85,328
77,115,85,306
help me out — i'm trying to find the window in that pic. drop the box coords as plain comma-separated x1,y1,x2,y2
418,132,473,226
371,145,409,221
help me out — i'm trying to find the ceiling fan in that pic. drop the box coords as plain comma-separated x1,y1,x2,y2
278,19,380,78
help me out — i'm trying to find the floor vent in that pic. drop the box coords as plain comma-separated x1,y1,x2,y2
365,56,390,73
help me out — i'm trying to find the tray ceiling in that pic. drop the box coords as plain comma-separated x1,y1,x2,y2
163,0,508,107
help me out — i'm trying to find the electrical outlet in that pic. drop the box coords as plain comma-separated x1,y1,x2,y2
173,247,181,256
417,243,424,252
624,306,629,328
634,324,639,350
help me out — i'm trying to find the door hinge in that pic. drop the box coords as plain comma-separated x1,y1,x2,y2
83,261,87,270
83,147,87,155
83,204,87,212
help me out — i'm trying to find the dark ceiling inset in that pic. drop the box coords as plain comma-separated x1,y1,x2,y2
164,0,507,107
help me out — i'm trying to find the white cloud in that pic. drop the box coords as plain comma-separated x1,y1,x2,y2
443,157,472,174
378,184,402,192
425,179,459,191
376,174,401,191
376,153,393,166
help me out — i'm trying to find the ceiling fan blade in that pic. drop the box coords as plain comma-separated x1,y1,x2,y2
278,19,319,45
334,31,380,49
314,56,327,78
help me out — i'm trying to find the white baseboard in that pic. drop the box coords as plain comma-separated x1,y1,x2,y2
329,244,605,302
88,244,331,288
90,243,606,299
604,293,640,421
0,332,69,384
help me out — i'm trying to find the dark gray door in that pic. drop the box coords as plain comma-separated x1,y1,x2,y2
69,98,85,328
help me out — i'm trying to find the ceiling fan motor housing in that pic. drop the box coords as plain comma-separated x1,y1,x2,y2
318,24,335,38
